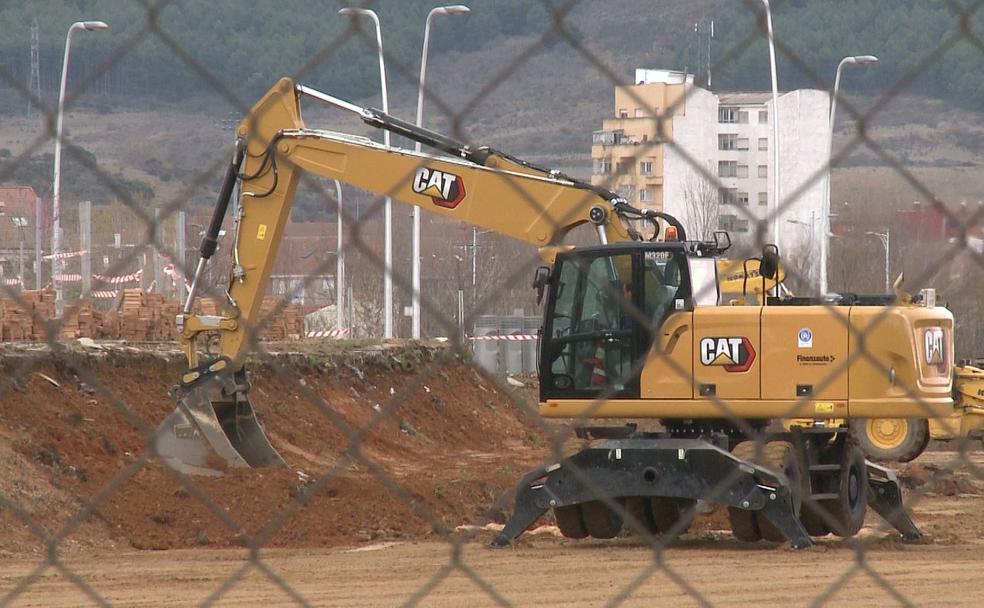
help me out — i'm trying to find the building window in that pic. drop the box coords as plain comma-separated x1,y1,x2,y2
737,191,749,206
616,160,633,175
719,188,737,205
639,161,653,175
758,137,768,151
758,165,768,178
758,192,768,206
592,158,611,174
617,185,636,200
634,108,644,118
718,160,738,178
737,137,749,151
718,133,737,150
737,164,749,179
759,110,768,124
618,108,628,118
718,107,738,123
639,188,653,203
738,110,749,124
10,216,28,227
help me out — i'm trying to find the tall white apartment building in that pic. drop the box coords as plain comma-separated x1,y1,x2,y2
592,69,830,271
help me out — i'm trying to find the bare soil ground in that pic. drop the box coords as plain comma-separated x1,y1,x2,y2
1,341,983,606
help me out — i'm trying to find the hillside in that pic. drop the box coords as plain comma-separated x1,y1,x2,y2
0,1,980,244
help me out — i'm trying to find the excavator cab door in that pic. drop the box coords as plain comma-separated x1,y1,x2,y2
540,244,692,400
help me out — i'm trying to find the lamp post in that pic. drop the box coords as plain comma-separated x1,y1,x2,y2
822,55,878,296
52,20,108,316
412,4,470,340
338,7,393,338
334,179,345,332
866,229,890,292
760,0,780,251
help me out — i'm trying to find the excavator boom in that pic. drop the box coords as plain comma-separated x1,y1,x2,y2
157,77,676,473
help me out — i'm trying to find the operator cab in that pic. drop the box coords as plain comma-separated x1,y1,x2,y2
540,240,720,400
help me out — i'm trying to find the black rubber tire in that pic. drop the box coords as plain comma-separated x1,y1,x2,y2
624,497,659,536
852,418,930,463
651,498,696,537
553,505,588,539
727,441,763,542
799,503,832,537
823,438,868,537
581,500,624,539
727,506,761,542
755,442,804,542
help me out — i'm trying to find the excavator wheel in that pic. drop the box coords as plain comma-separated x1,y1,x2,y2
823,437,868,537
727,441,804,542
651,498,696,537
624,497,659,536
553,505,588,539
727,441,763,542
852,418,930,463
754,442,804,542
799,504,832,537
581,500,624,539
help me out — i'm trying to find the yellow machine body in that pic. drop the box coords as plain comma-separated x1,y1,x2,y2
540,300,954,420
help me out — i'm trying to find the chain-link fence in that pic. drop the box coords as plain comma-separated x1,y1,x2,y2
1,0,984,605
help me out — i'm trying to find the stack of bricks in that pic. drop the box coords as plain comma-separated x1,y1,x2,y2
197,296,303,340
0,290,56,341
0,290,303,343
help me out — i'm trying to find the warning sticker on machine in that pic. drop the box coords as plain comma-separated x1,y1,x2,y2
797,354,835,366
798,327,813,348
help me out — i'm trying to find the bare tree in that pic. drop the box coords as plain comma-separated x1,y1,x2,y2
682,170,720,241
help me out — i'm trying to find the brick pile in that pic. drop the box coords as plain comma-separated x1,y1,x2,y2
0,290,304,342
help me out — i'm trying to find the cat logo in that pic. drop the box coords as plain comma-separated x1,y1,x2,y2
412,167,466,209
925,327,945,366
699,337,756,372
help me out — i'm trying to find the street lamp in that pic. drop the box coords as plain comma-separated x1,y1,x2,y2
338,7,393,338
52,20,108,316
821,55,878,296
334,179,345,333
412,4,470,340
866,229,891,293
760,0,780,252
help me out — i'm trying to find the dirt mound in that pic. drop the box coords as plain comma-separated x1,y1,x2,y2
899,460,984,496
0,342,547,552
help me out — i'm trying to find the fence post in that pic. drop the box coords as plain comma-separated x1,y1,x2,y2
176,210,186,302
80,200,91,298
154,208,163,294
34,195,42,290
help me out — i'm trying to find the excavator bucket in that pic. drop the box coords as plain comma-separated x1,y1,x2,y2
154,365,285,476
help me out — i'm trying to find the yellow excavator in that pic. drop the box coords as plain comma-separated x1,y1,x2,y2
157,77,959,547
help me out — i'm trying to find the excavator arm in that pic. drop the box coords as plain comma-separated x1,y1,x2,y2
182,78,681,369
157,77,681,473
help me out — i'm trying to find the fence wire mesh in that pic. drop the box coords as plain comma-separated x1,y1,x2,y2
1,0,983,605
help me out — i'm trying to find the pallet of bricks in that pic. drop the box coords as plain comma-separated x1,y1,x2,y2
0,290,55,341
198,296,302,341
119,288,181,341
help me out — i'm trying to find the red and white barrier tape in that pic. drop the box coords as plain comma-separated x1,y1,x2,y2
1,277,23,286
163,263,192,292
93,269,143,284
91,290,119,299
305,328,350,339
42,249,88,261
470,334,539,341
53,273,84,282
